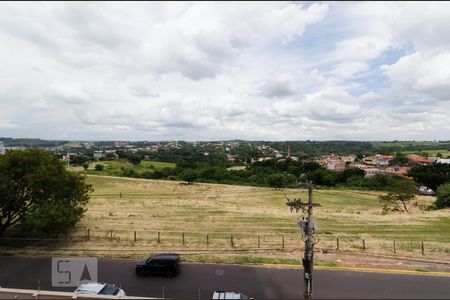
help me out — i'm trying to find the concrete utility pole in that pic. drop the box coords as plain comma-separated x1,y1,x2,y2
286,181,320,300
303,181,315,300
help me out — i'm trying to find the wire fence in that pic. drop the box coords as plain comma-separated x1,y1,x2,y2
1,228,449,258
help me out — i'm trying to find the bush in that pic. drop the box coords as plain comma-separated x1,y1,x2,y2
266,173,288,189
436,183,450,209
95,164,104,171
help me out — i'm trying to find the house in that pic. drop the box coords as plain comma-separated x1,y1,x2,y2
326,160,346,172
363,154,393,167
341,154,356,163
385,165,412,178
407,155,433,166
364,168,382,178
0,143,5,155
227,154,236,162
93,151,104,160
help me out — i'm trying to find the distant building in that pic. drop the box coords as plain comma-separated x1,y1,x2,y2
363,154,393,167
407,155,433,166
418,186,435,195
93,151,104,160
364,168,382,178
326,160,346,172
0,143,5,155
227,154,237,162
385,165,412,178
341,154,356,163
436,158,450,164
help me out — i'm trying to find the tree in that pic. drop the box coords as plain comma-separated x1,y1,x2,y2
180,169,197,185
95,164,104,171
408,164,450,191
0,149,93,237
266,173,288,189
71,155,90,166
82,162,89,170
436,183,450,209
126,153,142,166
378,180,416,212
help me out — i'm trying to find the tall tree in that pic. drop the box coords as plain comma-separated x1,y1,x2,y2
0,149,92,236
378,180,416,212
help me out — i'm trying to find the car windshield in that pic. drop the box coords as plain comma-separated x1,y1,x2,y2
98,284,120,295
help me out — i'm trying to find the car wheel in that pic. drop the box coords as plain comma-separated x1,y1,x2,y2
166,271,174,278
137,269,147,277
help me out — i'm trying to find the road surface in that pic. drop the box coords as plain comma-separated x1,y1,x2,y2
0,255,449,299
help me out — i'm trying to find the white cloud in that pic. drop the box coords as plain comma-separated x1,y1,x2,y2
381,51,450,102
1,2,450,141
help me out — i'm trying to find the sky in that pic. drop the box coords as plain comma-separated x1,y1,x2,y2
1,1,450,141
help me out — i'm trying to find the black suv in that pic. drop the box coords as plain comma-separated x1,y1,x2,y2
135,253,181,278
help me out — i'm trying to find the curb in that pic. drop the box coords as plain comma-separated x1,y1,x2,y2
260,263,450,277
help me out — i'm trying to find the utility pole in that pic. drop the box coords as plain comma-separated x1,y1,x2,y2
286,181,320,300
303,181,315,300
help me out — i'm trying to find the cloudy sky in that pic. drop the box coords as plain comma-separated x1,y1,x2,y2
1,1,450,141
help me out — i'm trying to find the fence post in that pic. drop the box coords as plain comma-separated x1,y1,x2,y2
134,231,137,242
362,239,366,252
110,231,113,240
182,233,185,246
206,234,209,246
231,235,234,248
87,229,90,241
158,232,160,244
337,237,339,250
421,241,424,255
393,240,396,254
162,286,166,299
120,192,122,198
282,235,284,250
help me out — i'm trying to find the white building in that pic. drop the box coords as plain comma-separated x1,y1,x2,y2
436,158,450,164
93,151,104,160
364,168,382,178
0,143,5,155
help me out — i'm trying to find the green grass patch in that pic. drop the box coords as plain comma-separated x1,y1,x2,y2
83,159,176,177
140,160,176,169
415,268,430,272
314,260,339,267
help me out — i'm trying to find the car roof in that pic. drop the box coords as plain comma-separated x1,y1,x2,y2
151,253,180,260
75,282,106,294
212,291,247,299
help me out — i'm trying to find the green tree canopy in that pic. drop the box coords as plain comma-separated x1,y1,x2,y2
408,164,450,191
0,149,93,236
266,173,288,189
180,169,198,185
436,183,450,209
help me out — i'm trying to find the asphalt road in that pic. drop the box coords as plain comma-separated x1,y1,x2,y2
0,255,449,299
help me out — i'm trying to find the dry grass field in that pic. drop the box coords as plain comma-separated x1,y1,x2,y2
5,175,450,267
